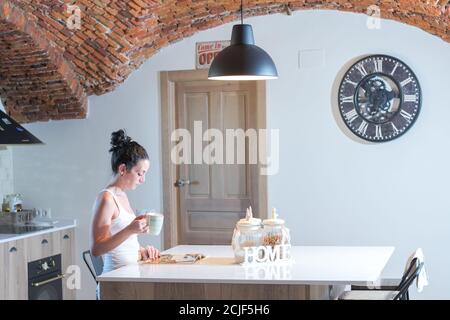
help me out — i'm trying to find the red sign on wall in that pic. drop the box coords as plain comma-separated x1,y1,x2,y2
196,41,230,69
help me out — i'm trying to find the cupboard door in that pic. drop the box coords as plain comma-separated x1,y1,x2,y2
0,242,4,299
27,232,61,262
4,240,28,299
60,229,76,300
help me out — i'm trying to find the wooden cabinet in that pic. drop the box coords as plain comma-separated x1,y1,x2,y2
0,242,4,299
60,229,76,300
0,227,76,300
1,239,28,299
27,231,61,262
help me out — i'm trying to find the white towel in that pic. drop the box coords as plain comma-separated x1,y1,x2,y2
405,248,429,292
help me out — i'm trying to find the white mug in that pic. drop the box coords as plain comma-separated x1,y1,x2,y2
145,212,164,235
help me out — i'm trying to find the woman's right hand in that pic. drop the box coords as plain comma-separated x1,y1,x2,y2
126,215,149,234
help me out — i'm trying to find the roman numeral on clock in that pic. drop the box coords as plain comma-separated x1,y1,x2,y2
391,122,399,134
357,120,368,135
341,96,354,103
345,79,358,86
356,65,368,77
374,59,383,72
400,77,413,87
345,109,358,123
390,62,399,76
375,125,382,139
400,109,413,122
404,94,417,102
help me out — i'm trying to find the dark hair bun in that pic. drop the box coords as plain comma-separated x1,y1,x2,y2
109,129,149,173
109,129,132,152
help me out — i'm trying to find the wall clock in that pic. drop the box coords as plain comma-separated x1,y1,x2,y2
338,54,421,142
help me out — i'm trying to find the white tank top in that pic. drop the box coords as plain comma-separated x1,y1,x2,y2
100,189,140,273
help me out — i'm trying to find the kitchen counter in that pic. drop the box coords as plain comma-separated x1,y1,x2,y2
0,219,77,243
98,245,394,300
0,218,77,300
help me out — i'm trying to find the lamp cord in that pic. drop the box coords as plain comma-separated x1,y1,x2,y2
241,0,243,24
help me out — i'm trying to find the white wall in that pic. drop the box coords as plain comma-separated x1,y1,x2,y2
0,103,14,204
0,147,13,202
11,10,450,299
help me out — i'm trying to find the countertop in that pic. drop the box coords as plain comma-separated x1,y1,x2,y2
0,219,77,244
97,245,394,285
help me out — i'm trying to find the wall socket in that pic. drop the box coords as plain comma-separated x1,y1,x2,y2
298,49,325,68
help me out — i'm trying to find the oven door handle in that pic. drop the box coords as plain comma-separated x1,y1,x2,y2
31,274,65,287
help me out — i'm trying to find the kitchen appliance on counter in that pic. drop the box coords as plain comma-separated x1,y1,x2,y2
0,224,53,234
28,254,63,300
0,209,54,234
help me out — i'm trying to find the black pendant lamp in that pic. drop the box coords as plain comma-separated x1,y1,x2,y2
208,1,278,81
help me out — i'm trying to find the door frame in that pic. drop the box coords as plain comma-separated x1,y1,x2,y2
160,69,268,249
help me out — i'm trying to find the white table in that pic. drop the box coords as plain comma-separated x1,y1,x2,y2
98,245,394,300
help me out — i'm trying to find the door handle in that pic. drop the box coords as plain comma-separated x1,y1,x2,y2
174,179,199,187
31,274,66,287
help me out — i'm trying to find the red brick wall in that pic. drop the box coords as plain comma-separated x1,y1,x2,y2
1,0,449,123
0,1,87,123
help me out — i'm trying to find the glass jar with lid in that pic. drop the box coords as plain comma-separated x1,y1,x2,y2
231,207,262,263
2,195,11,212
262,208,291,260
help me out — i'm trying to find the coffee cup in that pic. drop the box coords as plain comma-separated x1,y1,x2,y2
145,212,164,235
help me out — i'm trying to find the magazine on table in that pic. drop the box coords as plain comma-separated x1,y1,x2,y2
142,253,206,264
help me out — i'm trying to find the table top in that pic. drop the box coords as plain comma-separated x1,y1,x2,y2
97,245,394,285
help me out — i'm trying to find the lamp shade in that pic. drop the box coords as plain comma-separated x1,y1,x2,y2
208,24,278,80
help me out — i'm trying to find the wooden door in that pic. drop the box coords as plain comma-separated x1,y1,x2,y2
60,229,76,300
175,81,259,244
0,242,4,299
3,239,28,299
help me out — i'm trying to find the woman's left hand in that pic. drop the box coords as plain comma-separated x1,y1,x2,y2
140,246,160,261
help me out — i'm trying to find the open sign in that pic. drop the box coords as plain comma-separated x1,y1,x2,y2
196,41,230,69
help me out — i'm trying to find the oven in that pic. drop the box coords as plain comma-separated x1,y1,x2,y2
28,254,63,300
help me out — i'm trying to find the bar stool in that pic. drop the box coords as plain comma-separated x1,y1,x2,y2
82,250,103,300
339,257,424,300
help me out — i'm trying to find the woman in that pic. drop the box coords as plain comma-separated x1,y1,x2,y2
91,129,160,274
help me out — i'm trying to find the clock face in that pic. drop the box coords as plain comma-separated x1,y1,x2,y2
338,55,421,142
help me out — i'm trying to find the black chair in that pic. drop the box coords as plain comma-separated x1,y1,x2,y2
82,250,104,299
350,278,400,291
339,257,424,300
82,250,104,283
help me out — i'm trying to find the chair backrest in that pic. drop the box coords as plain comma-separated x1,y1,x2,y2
394,257,424,300
82,250,103,283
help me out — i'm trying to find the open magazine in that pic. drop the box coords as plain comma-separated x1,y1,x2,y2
142,253,206,264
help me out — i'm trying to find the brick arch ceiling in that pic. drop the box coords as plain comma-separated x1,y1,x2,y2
0,0,448,123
